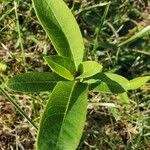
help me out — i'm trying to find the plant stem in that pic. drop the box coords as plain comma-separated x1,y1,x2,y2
71,0,76,10
92,3,110,59
14,0,26,71
0,7,14,22
0,86,38,130
118,25,150,47
74,2,111,16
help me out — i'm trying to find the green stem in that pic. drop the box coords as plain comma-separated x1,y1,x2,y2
14,0,26,71
0,7,14,22
92,3,110,59
71,0,76,10
74,2,111,16
118,25,150,47
0,86,38,130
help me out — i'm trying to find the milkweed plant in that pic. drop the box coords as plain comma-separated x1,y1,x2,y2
1,0,149,150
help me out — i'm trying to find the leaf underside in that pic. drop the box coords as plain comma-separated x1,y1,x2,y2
87,73,150,94
87,73,128,94
32,0,84,68
37,81,88,150
7,72,66,92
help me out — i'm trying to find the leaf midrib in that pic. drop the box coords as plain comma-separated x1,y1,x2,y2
8,81,59,85
44,0,73,59
55,82,76,149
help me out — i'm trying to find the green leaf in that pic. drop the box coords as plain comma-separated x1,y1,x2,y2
32,0,84,68
76,61,103,79
128,76,150,90
86,73,150,92
87,73,129,94
90,81,125,94
104,73,130,90
44,56,76,81
7,72,66,92
37,81,88,150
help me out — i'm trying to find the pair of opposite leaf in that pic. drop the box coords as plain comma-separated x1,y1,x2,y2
6,0,150,150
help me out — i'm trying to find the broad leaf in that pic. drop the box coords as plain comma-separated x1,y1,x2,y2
76,61,103,79
32,0,84,68
44,56,76,81
104,73,130,90
87,73,129,93
86,73,149,93
37,81,88,150
90,81,125,94
7,72,66,92
129,76,150,90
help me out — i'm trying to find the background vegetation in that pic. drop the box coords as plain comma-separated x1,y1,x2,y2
0,0,150,149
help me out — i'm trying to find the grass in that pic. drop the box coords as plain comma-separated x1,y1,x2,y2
0,0,150,149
